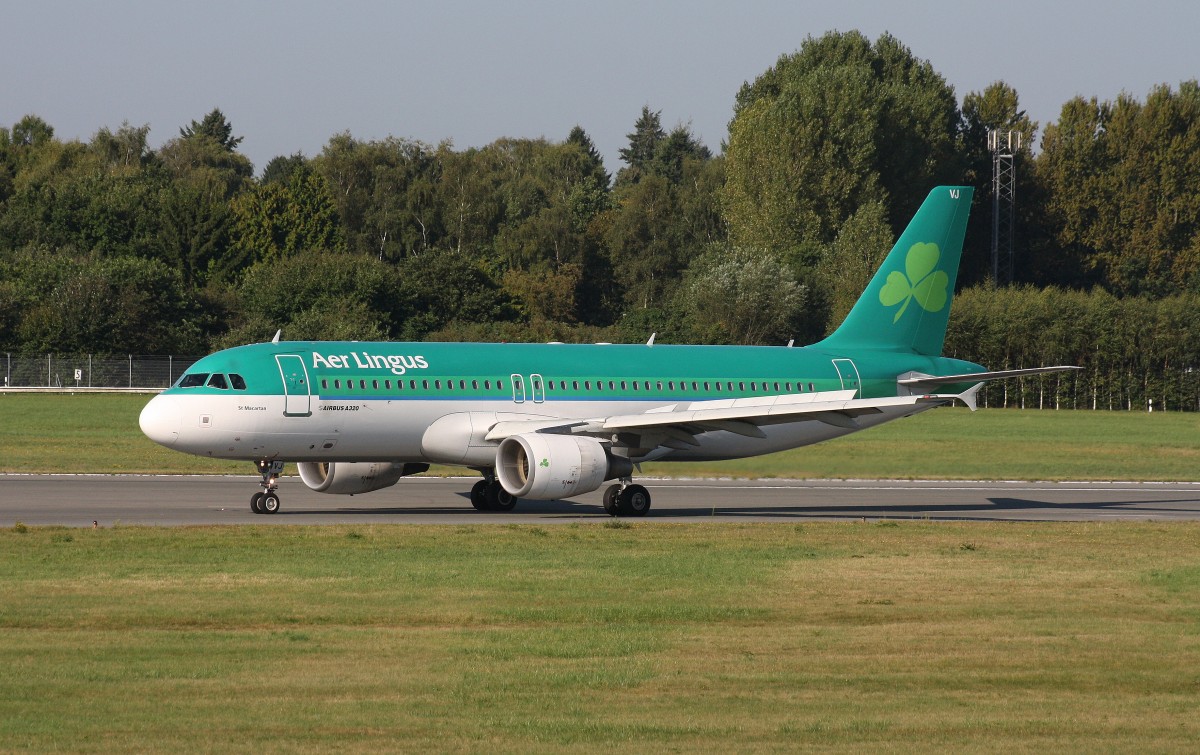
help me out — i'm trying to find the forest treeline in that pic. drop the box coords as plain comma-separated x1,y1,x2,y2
2,31,1200,409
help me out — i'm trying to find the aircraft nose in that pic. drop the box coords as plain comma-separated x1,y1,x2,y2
139,394,180,447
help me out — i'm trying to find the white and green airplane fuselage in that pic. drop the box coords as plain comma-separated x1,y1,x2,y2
140,187,1074,515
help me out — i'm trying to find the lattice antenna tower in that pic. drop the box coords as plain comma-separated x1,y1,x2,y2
988,129,1020,285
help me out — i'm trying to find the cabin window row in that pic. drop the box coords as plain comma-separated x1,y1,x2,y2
318,377,819,394
321,378,508,392
541,379,817,394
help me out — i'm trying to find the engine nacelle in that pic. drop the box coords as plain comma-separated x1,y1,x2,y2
496,434,631,500
297,461,427,495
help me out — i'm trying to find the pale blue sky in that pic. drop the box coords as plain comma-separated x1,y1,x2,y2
4,1,1198,175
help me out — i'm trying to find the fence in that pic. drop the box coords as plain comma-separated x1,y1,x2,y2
3,354,203,390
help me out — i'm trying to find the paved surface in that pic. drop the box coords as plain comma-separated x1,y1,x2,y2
4,475,1200,526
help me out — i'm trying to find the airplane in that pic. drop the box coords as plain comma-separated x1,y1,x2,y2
139,185,1076,516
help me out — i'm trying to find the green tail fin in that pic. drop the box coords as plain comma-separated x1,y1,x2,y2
818,186,973,356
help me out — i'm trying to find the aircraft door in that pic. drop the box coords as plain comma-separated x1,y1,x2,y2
530,373,545,403
831,358,861,397
276,354,312,416
510,373,526,404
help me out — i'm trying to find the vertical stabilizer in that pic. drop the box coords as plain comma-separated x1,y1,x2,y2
818,186,973,356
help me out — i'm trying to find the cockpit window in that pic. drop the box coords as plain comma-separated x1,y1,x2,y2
207,374,229,390
229,374,247,390
178,373,209,388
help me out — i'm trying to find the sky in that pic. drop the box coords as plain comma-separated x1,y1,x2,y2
4,1,1199,176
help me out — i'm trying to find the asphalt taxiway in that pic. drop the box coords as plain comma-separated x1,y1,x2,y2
3,475,1200,526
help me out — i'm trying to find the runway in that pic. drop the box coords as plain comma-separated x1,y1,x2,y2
4,474,1200,526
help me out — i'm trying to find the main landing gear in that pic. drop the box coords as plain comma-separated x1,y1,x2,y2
602,479,652,517
470,473,518,512
251,460,285,515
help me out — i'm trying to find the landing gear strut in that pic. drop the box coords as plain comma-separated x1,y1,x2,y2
470,471,518,512
251,460,285,515
602,479,651,517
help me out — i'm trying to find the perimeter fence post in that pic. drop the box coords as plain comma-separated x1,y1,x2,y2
88,354,93,388
128,355,133,389
47,354,51,387
169,355,173,387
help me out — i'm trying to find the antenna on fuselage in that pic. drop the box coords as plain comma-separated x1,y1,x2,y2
646,332,656,346
272,330,281,344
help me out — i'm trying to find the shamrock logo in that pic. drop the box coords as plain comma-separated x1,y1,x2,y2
879,242,949,323
539,458,550,468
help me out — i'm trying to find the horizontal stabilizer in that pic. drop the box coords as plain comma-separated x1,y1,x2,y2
897,366,1081,391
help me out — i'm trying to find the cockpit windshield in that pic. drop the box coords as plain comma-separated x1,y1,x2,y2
177,373,209,388
207,374,229,390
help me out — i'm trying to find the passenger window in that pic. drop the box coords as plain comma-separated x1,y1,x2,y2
484,380,491,390
809,383,815,392
498,380,505,390
657,381,663,391
385,380,392,389
372,380,379,390
178,373,209,388
620,381,627,390
585,381,591,390
632,381,638,391
207,374,229,390
230,374,247,390
446,380,453,391
321,379,328,390
608,381,615,391
422,380,429,389
435,380,442,389
573,381,579,390
715,382,721,392
346,381,354,391
703,382,710,391
359,380,366,389
459,380,466,390
409,380,416,390
472,380,479,390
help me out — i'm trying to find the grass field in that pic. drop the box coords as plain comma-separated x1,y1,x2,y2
2,522,1198,751
2,392,1199,480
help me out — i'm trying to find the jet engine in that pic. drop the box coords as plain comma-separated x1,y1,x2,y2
297,461,428,495
496,433,631,500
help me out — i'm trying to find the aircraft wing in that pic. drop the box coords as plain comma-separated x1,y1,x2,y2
484,389,962,456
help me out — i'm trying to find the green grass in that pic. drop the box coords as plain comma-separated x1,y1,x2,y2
2,522,1199,751
3,392,1199,479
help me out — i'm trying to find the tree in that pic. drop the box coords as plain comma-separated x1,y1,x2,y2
725,31,962,261
180,108,244,151
817,199,894,332
260,152,309,185
681,245,807,344
229,163,345,263
616,106,665,185
1036,81,1200,296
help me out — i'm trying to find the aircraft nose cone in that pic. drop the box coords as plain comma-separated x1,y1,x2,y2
139,395,180,447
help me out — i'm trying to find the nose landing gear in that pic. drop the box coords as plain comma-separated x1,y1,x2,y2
251,460,285,514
